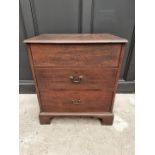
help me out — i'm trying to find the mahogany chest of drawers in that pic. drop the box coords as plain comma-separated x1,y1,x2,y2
24,34,127,125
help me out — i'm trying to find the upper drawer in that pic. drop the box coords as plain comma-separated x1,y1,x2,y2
30,44,121,67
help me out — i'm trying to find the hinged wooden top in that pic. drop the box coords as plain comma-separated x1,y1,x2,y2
24,33,128,44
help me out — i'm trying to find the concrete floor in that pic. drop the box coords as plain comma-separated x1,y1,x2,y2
19,94,134,155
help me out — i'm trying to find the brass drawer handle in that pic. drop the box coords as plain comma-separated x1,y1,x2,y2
72,99,81,105
69,75,83,83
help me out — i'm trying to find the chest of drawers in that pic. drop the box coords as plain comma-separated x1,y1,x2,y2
24,34,127,125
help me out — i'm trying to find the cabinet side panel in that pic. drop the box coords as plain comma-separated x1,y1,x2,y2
110,44,126,111
27,44,43,111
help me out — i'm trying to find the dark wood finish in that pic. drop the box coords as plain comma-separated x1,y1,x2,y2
39,112,114,125
99,115,114,125
27,46,43,111
35,67,117,90
25,33,127,125
30,44,121,67
110,44,126,111
40,90,113,112
24,33,127,44
39,114,53,125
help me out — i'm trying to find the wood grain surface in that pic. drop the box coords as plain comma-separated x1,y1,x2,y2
35,67,117,90
40,90,113,112
31,44,121,67
24,33,128,44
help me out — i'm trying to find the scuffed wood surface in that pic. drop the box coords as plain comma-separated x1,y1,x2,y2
24,33,128,44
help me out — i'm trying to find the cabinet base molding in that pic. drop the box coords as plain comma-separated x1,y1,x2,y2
39,112,114,125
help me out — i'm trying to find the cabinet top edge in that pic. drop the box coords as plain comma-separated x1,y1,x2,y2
24,33,128,44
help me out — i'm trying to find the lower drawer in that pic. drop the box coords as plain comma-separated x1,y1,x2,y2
40,90,114,112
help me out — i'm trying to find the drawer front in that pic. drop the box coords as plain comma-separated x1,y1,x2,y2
35,68,117,90
40,91,113,112
31,44,121,67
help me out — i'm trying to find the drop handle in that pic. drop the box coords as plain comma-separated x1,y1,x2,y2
69,75,83,83
72,99,81,105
